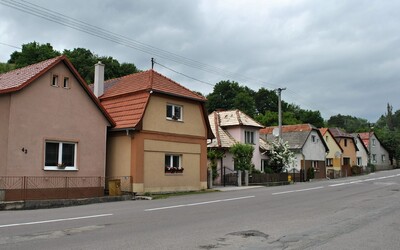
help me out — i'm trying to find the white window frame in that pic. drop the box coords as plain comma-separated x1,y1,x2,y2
166,104,183,121
51,74,59,87
326,158,333,166
381,154,386,163
63,77,69,89
372,154,377,163
245,131,255,144
44,141,78,171
165,154,183,173
372,139,376,147
357,157,362,166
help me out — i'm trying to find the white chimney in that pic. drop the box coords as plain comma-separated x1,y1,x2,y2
94,61,105,97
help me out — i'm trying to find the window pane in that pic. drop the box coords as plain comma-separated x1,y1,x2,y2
166,105,173,118
172,155,180,168
165,155,171,167
63,77,69,88
45,142,59,166
62,143,75,166
174,106,181,119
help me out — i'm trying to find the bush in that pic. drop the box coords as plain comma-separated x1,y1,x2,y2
307,167,315,180
367,163,376,173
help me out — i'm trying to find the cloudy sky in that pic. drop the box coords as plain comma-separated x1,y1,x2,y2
1,0,400,122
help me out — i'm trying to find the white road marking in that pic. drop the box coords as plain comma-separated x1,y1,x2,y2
0,214,113,229
145,196,255,211
272,186,324,195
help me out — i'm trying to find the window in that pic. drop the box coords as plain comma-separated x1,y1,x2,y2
52,75,58,87
311,135,316,143
261,159,268,172
63,77,69,88
326,158,333,166
357,157,362,166
245,131,255,144
165,154,183,173
372,139,376,147
45,141,77,170
166,104,182,121
382,155,386,163
344,139,347,147
326,136,329,142
372,154,377,163
343,157,350,166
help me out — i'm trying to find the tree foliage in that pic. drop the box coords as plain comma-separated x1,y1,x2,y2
5,42,139,83
229,143,254,172
327,114,369,133
264,139,295,173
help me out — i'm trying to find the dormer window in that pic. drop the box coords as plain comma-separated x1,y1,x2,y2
52,75,58,87
166,104,182,121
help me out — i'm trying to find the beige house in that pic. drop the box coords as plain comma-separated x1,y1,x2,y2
93,64,213,193
0,56,114,200
320,128,343,178
329,128,358,176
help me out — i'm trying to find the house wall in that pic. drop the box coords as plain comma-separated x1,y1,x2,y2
142,95,206,137
339,138,357,167
129,131,208,193
225,126,263,170
302,130,326,161
106,133,131,177
0,94,11,175
370,134,390,169
323,132,342,171
355,137,368,168
4,63,109,177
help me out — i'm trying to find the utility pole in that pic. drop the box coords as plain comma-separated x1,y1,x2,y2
275,87,286,139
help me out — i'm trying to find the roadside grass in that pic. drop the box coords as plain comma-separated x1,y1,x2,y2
143,189,219,200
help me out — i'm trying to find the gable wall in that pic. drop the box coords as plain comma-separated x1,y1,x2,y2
5,62,109,176
323,132,342,170
0,94,11,175
339,138,357,166
302,130,326,161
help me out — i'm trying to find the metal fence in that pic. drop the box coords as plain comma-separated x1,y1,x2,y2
0,176,133,201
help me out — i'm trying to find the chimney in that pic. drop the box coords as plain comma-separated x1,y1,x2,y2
94,61,105,97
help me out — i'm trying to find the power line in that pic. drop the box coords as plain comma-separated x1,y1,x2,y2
0,42,21,49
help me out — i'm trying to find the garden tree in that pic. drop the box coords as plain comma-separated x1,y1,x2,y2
0,62,15,73
265,139,295,173
327,114,369,133
255,111,300,127
63,48,97,83
229,143,254,172
234,91,256,117
8,41,60,68
296,109,325,128
206,80,241,113
255,87,278,114
207,149,225,180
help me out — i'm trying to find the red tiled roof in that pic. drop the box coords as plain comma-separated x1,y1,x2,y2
101,92,149,129
0,56,63,94
101,69,206,101
328,127,353,138
0,55,115,126
358,132,372,148
260,124,314,135
319,128,328,136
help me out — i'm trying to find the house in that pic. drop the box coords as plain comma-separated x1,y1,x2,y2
328,128,358,176
320,128,343,178
260,124,328,179
207,109,268,178
93,64,213,193
352,133,369,171
0,56,114,200
358,132,390,170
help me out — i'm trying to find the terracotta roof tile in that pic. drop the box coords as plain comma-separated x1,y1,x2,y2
213,109,264,128
101,70,206,101
101,92,150,129
0,56,63,93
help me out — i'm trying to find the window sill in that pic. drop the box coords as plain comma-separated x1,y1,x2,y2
44,167,78,171
165,173,184,176
166,118,183,122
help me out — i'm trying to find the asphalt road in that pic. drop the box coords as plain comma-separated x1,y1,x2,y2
1,169,400,250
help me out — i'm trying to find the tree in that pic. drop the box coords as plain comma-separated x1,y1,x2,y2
207,148,224,180
206,80,241,113
0,62,16,73
63,48,97,83
229,143,254,172
327,114,369,133
234,91,256,117
255,87,278,114
9,42,60,68
265,139,295,173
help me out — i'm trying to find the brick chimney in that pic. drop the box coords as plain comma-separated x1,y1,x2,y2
94,61,104,97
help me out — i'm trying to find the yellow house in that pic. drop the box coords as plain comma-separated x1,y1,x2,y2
328,127,358,176
320,128,343,178
94,65,213,193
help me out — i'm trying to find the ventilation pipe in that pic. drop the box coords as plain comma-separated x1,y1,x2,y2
94,61,104,97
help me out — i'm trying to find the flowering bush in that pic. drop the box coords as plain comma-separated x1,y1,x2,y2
265,138,295,173
165,166,184,173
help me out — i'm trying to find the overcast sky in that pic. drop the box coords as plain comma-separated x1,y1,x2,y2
1,0,400,122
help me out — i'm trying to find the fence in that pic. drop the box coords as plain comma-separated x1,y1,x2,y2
0,176,133,201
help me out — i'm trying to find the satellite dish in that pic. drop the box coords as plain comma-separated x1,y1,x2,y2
272,128,280,137
334,151,341,158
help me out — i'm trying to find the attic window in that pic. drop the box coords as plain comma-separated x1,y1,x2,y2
52,75,59,87
63,77,69,88
311,135,316,143
166,104,182,121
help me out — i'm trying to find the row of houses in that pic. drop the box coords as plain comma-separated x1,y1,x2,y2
208,109,390,181
0,56,391,200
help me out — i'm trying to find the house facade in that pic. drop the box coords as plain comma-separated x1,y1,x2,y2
0,56,114,200
329,128,358,176
94,65,213,193
320,128,343,178
207,109,268,176
261,124,328,179
353,134,369,170
359,132,390,170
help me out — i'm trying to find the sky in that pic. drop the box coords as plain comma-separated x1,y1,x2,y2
1,0,400,122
